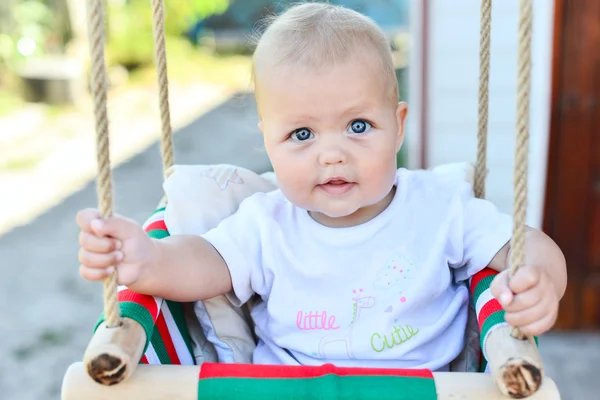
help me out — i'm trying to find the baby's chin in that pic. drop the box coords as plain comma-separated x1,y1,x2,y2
317,206,360,219
308,204,365,222
283,190,373,221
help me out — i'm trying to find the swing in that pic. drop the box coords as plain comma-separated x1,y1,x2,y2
61,0,561,398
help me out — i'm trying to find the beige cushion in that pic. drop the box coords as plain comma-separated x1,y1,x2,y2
163,164,276,363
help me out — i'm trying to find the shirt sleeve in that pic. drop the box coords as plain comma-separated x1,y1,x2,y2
201,194,267,306
451,182,513,282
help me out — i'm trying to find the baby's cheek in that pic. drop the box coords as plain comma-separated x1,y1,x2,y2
364,156,395,183
278,177,312,208
365,161,397,199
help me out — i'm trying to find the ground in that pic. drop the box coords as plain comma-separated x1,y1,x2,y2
0,93,598,399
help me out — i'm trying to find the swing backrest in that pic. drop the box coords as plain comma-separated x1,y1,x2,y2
162,164,277,364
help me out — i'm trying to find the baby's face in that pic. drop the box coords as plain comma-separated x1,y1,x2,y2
256,58,407,225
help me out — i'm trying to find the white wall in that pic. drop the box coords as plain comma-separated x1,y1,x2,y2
407,0,554,228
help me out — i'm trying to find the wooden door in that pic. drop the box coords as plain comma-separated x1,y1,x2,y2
543,0,600,330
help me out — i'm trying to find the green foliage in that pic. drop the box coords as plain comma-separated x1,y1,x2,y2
11,0,53,45
164,0,231,35
105,1,154,69
0,0,53,66
106,0,230,69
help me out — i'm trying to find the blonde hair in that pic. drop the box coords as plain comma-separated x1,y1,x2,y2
252,2,398,101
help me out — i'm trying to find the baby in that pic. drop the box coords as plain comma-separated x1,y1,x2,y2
76,3,566,371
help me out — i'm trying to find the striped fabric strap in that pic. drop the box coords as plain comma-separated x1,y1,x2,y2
143,206,170,239
470,268,538,371
140,299,195,365
94,288,161,353
197,363,437,400
471,268,505,371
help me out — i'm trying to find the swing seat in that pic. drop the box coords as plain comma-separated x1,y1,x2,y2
61,163,560,399
62,362,559,400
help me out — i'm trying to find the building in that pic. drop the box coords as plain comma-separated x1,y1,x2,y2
407,0,599,330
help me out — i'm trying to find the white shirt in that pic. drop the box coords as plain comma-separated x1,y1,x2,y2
202,168,512,370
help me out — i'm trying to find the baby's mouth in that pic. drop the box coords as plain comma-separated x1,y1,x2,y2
318,178,356,195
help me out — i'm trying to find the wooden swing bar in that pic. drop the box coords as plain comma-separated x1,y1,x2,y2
63,355,560,400
61,0,559,398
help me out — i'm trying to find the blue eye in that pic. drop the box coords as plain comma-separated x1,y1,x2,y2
348,119,372,134
291,128,313,141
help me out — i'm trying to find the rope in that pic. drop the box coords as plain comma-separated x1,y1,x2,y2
509,0,532,276
474,0,492,199
87,0,120,328
85,0,174,330
151,0,174,178
509,0,532,339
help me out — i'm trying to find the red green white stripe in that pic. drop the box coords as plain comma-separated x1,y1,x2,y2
200,362,433,379
470,268,507,362
141,341,161,365
475,288,495,318
197,363,437,400
161,301,194,365
118,286,162,319
143,207,167,230
144,207,170,239
116,275,194,364
135,301,195,366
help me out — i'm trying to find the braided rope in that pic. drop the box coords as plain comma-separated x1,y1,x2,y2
151,0,174,178
509,0,532,276
87,0,120,328
474,0,492,199
509,0,532,340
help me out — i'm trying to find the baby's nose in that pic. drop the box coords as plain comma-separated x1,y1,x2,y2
318,146,346,166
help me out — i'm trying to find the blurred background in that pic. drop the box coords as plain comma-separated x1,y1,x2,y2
0,1,598,399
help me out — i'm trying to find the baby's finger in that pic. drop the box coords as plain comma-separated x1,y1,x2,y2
79,264,115,281
79,231,122,253
75,208,101,233
90,214,141,241
508,266,540,294
78,248,123,269
513,309,558,336
490,270,514,307
504,298,549,327
503,287,544,313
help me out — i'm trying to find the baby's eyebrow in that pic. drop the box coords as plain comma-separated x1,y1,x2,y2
283,114,318,129
285,114,318,127
339,104,376,117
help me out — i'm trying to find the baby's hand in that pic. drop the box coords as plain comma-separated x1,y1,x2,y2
490,265,559,336
76,208,157,286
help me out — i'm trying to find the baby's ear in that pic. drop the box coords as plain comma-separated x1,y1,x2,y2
258,120,264,135
395,102,408,152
